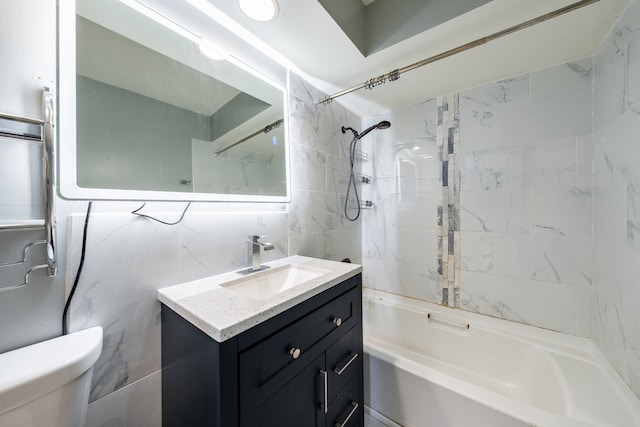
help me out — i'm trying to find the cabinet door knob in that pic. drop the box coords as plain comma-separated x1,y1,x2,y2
333,317,342,327
289,347,301,359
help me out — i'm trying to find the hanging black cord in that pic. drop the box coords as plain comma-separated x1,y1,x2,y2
62,201,93,335
131,202,191,225
344,136,361,222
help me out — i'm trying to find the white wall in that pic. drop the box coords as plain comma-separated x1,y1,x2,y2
0,0,63,351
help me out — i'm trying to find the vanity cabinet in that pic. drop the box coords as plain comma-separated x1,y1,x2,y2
161,273,363,427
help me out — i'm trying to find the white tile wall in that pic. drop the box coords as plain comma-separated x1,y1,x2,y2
361,98,441,303
456,59,594,336
593,0,640,399
362,58,596,335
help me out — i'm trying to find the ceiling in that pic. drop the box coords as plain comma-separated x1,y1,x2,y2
156,0,629,116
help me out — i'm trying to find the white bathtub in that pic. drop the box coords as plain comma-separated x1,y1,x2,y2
362,289,640,427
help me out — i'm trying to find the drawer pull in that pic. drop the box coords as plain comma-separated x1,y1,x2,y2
335,401,359,427
334,352,358,376
289,347,301,359
333,317,342,327
320,370,328,414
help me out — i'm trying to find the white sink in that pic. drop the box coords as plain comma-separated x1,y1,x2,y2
222,264,331,300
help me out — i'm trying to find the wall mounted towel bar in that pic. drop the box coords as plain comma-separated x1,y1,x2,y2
0,87,57,291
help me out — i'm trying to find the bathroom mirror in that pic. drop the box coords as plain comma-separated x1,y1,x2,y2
58,0,289,202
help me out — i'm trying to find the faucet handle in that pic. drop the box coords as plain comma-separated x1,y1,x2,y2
249,234,268,241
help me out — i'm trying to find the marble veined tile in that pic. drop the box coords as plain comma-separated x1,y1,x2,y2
592,293,629,379
593,239,640,323
531,187,592,237
460,188,530,233
289,142,327,192
459,271,579,335
629,34,640,112
288,73,358,159
594,50,626,132
324,227,362,262
595,109,640,184
462,75,530,105
288,232,326,260
594,0,640,81
179,211,288,282
493,85,592,146
326,153,350,195
460,147,526,191
461,232,591,287
369,98,437,144
362,256,440,304
67,213,181,402
576,136,594,188
461,138,581,192
289,190,339,235
85,370,161,427
459,92,494,152
530,57,593,97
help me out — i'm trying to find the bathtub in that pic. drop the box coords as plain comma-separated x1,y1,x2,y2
362,289,640,427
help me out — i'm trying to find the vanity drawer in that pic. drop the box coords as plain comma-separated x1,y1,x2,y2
327,325,361,403
327,376,362,427
239,286,360,412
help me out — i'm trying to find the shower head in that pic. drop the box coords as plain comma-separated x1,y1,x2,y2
341,120,391,140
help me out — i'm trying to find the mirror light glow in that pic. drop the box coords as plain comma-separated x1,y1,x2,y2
238,0,279,22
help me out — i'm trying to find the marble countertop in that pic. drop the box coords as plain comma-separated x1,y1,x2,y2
157,256,362,342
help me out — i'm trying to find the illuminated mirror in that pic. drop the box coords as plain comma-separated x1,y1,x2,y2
58,0,289,202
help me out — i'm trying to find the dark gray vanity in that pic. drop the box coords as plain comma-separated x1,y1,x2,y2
158,256,363,427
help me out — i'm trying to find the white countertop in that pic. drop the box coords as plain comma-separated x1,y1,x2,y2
157,256,362,342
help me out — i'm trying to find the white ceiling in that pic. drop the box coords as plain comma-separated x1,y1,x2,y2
155,0,630,116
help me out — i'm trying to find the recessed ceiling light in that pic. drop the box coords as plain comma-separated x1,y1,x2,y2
238,0,279,22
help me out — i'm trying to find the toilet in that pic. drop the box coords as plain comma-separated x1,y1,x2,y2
0,326,103,427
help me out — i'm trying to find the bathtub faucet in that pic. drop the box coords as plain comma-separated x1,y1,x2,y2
249,235,274,271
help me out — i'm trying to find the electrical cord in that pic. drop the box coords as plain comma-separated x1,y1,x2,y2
61,201,189,335
131,202,191,225
62,201,92,335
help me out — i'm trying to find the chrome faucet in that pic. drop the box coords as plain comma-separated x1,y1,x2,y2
249,235,275,271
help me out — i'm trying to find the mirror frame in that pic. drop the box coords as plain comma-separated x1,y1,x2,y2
57,0,291,203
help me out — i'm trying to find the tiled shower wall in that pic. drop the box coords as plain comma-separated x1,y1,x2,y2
458,58,594,336
63,72,362,426
363,4,640,395
592,0,640,398
362,57,593,336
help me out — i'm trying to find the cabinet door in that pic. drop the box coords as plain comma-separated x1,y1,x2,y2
242,354,325,427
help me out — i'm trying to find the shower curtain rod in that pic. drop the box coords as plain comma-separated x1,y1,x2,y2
318,0,600,105
212,118,284,157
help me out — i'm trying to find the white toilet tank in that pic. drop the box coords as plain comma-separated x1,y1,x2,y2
0,326,103,427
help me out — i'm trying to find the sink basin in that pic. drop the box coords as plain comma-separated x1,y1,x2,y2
222,264,331,300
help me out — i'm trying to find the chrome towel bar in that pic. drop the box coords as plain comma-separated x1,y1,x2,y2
0,87,57,291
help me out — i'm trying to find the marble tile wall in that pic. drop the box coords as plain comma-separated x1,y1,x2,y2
361,58,594,338
361,98,442,302
592,0,640,399
61,72,361,426
287,74,362,262
458,58,594,336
